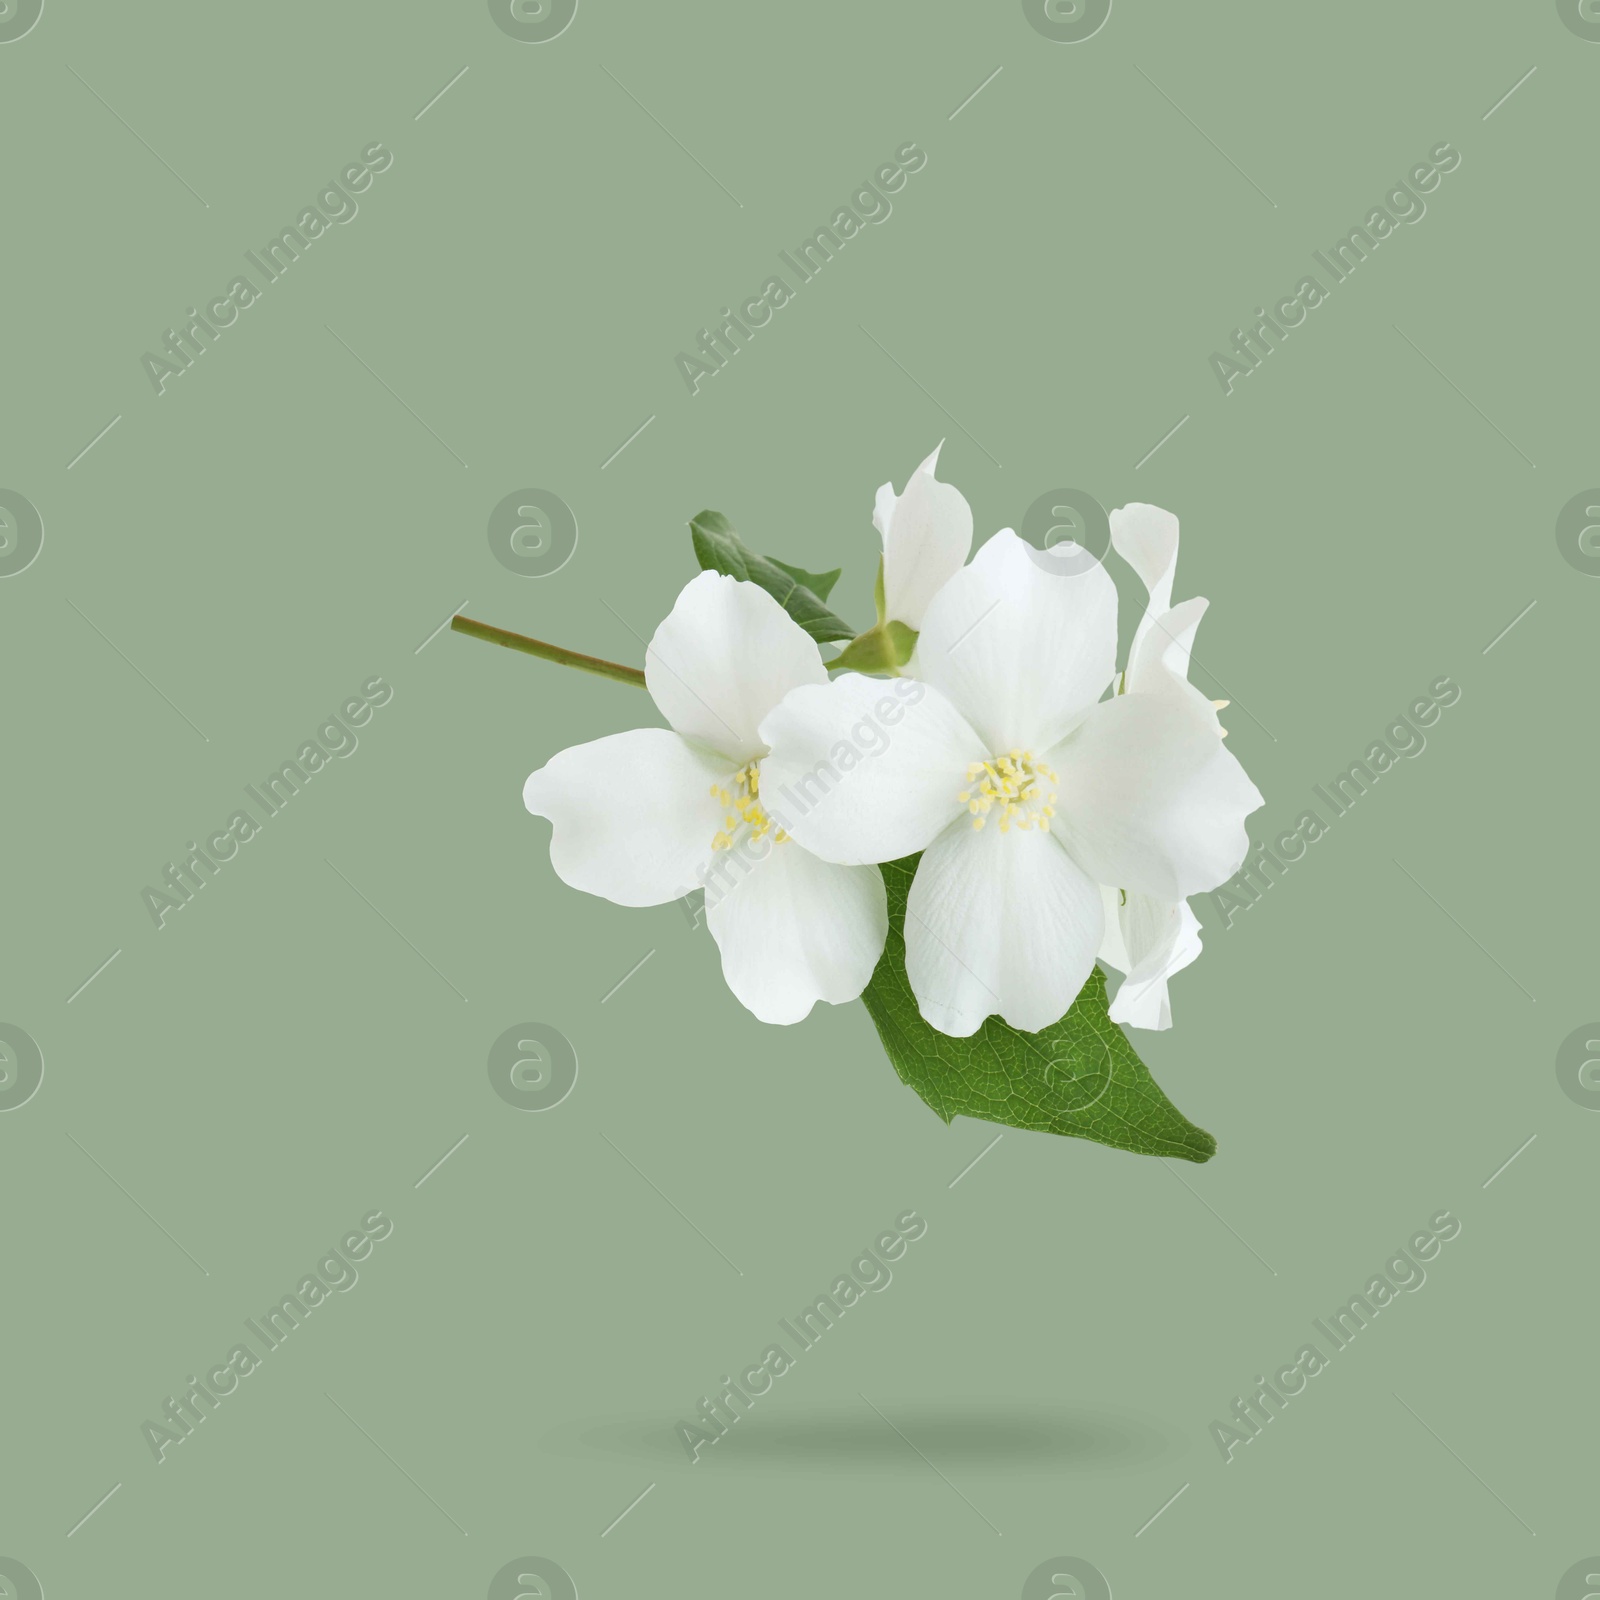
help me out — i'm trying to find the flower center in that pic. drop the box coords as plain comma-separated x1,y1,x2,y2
958,751,1058,834
710,763,788,851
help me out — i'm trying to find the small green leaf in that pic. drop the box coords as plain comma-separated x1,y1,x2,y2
860,855,1216,1162
690,511,854,643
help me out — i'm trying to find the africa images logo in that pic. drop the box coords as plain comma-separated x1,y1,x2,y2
140,143,394,395
139,677,393,928
1208,143,1461,394
140,1211,393,1462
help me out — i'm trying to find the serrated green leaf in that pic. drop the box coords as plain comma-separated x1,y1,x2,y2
690,511,855,643
860,855,1216,1162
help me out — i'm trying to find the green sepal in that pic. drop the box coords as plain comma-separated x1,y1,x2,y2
830,621,918,675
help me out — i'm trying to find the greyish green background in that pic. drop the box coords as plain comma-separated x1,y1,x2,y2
1,1,1594,1595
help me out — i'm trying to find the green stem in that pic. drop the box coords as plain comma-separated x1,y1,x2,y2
450,615,648,688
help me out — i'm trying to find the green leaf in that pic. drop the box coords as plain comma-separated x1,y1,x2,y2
860,855,1216,1162
690,511,855,643
769,557,841,603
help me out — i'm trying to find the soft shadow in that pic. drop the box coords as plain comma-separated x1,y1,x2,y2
553,1401,1174,1476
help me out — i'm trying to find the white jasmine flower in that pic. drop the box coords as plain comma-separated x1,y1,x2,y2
1096,503,1227,1030
522,573,888,1025
872,443,974,630
758,530,1262,1037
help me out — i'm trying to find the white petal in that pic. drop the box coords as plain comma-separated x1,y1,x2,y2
1107,896,1203,1032
523,729,732,907
872,479,898,539
1096,883,1131,972
1111,502,1181,619
1125,595,1226,733
645,571,827,764
1127,594,1208,693
756,675,984,865
705,845,887,1024
916,528,1118,754
1051,693,1263,902
904,820,1103,1036
1113,505,1224,724
875,443,974,630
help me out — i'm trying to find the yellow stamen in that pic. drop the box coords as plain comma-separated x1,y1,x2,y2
955,749,1057,838
709,762,788,853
